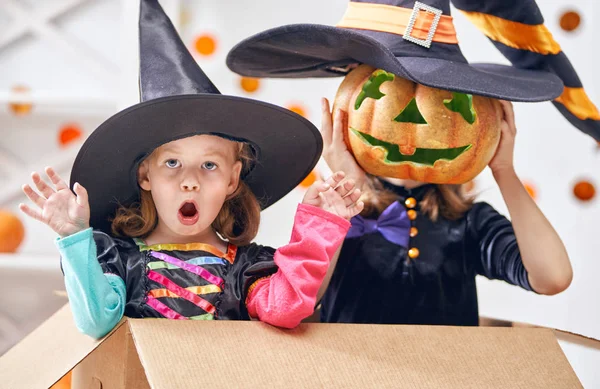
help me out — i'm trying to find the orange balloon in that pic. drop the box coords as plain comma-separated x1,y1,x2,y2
287,104,308,118
59,124,83,147
522,181,537,200
194,34,217,56
573,180,595,201
240,77,260,93
559,11,581,32
298,170,318,188
8,85,33,116
0,210,25,253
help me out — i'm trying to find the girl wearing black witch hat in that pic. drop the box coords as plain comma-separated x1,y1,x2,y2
227,0,580,326
18,0,363,338
316,98,571,325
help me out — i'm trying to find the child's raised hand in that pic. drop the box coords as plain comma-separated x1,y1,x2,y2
302,171,364,220
321,98,367,190
19,167,90,238
489,100,517,175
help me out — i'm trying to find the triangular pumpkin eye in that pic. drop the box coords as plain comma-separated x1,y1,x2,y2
355,70,395,110
443,92,477,124
393,98,428,124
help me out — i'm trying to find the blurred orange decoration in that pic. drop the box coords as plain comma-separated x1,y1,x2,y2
49,371,71,389
559,11,581,32
298,170,318,189
194,34,216,56
0,210,25,253
8,85,33,116
286,104,308,118
179,6,191,28
59,123,83,147
522,181,537,200
573,180,595,201
240,77,261,93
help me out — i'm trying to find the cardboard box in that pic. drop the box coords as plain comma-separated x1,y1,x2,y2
0,304,582,388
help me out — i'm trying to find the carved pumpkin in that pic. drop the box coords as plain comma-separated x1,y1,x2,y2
333,65,502,184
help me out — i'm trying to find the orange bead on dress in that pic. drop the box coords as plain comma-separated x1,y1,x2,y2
408,248,420,259
410,227,418,238
405,197,417,209
407,209,417,220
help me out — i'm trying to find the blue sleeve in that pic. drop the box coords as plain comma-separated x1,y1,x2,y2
56,228,126,338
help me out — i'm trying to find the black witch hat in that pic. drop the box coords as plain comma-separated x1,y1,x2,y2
70,0,322,233
227,0,600,140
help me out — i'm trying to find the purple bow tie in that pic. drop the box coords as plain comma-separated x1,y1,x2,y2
347,201,411,247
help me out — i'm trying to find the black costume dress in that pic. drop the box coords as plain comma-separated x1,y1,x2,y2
94,231,278,320
321,182,534,326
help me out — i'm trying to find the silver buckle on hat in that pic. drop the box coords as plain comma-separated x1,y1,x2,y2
403,1,443,49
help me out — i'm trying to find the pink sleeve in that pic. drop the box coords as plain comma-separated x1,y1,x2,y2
246,203,350,328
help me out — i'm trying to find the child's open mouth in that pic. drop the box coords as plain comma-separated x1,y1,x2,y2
178,201,199,225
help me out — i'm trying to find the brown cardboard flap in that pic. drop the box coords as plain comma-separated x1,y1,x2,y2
0,304,126,389
128,319,582,389
71,323,150,389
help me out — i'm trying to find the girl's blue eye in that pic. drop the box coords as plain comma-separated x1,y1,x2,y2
203,162,217,171
166,159,180,168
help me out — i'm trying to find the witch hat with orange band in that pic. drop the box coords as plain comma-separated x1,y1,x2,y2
227,0,600,141
452,0,600,140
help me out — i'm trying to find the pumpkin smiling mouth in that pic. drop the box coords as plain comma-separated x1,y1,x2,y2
350,128,472,166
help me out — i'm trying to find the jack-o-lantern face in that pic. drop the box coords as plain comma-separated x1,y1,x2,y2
333,65,502,184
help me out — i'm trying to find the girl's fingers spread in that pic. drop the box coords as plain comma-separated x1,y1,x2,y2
19,203,44,222
345,188,362,206
45,167,68,190
335,178,355,197
351,201,365,215
304,181,329,202
22,184,45,208
325,171,345,188
32,172,55,198
74,182,89,207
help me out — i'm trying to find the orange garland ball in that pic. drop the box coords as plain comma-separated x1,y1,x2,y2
286,104,307,118
8,85,33,116
298,170,318,189
59,124,83,147
522,181,537,200
0,210,25,253
573,180,595,202
194,34,216,56
559,11,581,32
240,77,260,93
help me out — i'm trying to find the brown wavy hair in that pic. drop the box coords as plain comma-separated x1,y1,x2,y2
111,142,260,246
360,175,474,221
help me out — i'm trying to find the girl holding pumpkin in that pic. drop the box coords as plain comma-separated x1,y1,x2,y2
315,97,572,325
19,0,364,338
225,0,593,326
